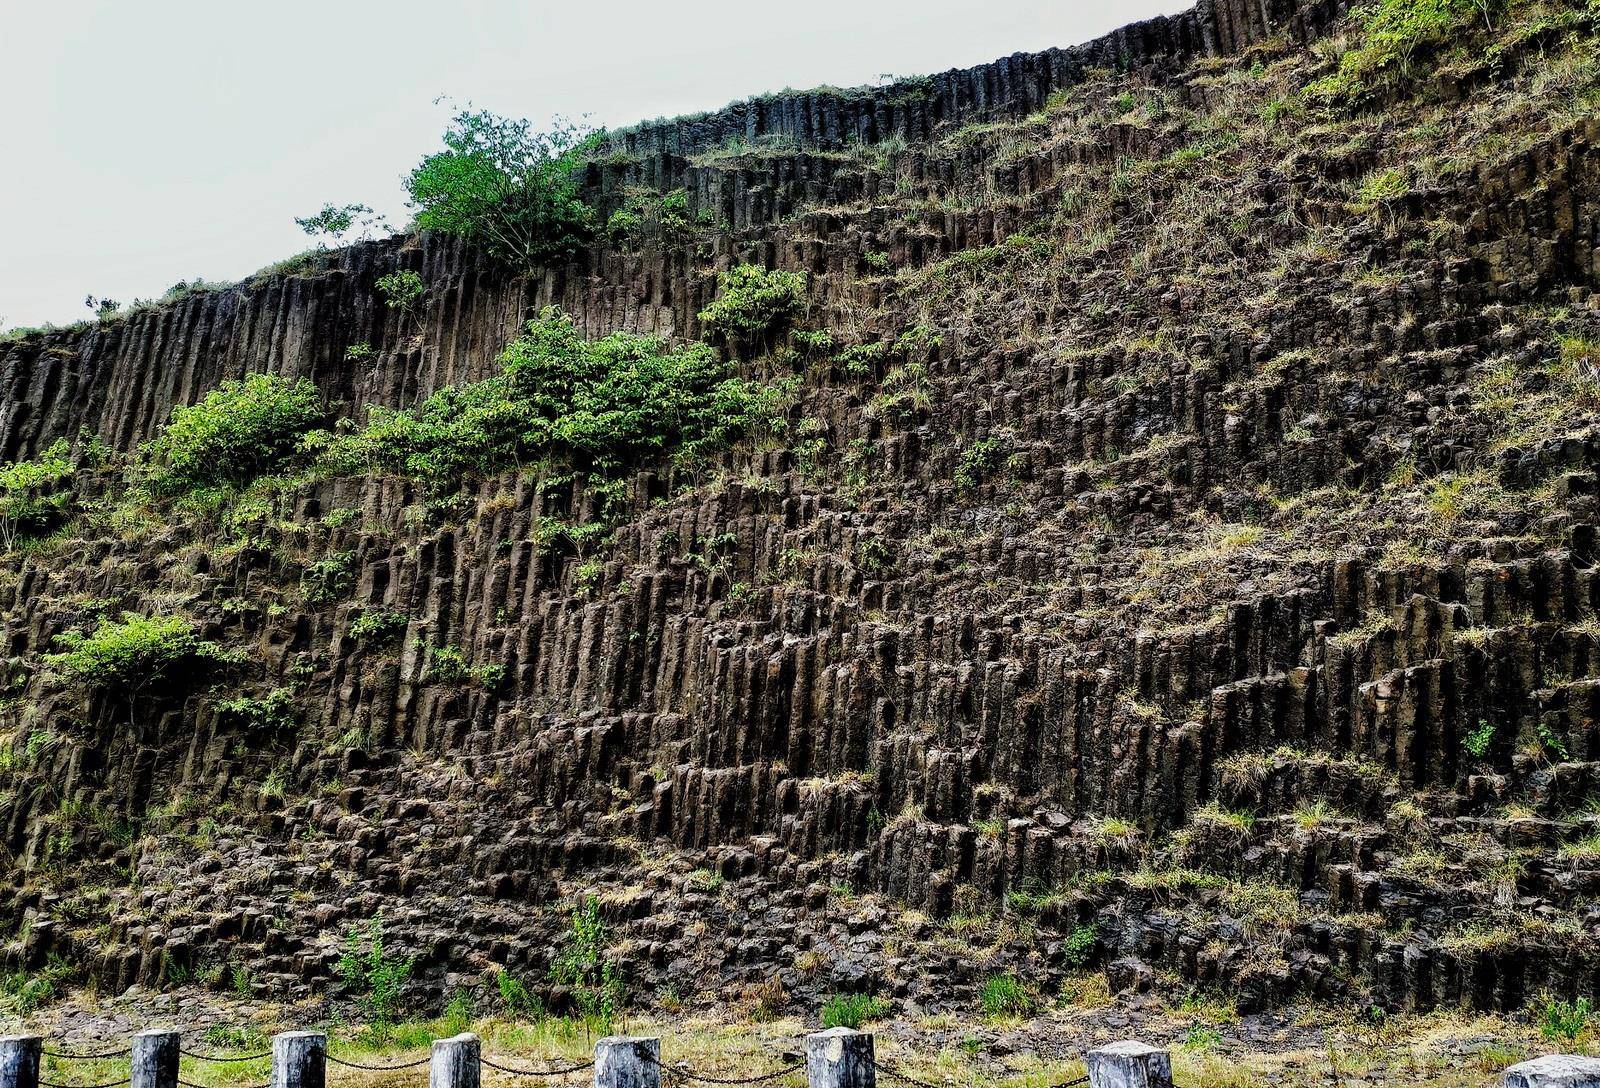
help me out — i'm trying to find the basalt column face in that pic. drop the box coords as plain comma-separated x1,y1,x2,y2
1,0,1599,1024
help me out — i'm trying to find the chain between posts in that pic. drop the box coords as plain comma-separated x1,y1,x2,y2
326,1054,433,1071
41,1050,127,1062
643,1053,804,1086
871,1059,1088,1088
39,1080,130,1088
480,1057,596,1077
179,1050,273,1063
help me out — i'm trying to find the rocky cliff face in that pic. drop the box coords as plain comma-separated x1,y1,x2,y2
2,0,1598,1022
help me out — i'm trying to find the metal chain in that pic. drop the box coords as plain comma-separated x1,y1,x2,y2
481,1057,596,1077
40,1080,129,1088
326,1054,433,1071
180,1050,272,1063
868,1059,944,1088
643,1055,803,1086
42,1049,127,1062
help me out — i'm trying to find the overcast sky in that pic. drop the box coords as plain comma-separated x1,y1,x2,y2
1,0,1187,329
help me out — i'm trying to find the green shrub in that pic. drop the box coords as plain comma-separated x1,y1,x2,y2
327,307,791,495
821,992,890,1028
697,265,808,339
980,973,1036,1018
550,895,626,1030
423,644,503,688
216,687,297,732
1540,996,1592,1041
302,550,358,605
376,269,425,313
146,373,323,491
1310,0,1490,99
955,434,1014,492
338,915,415,1024
1464,719,1495,759
607,187,702,248
46,614,228,718
405,108,596,269
350,609,408,645
1062,922,1099,968
297,202,387,246
497,970,542,1018
0,439,75,550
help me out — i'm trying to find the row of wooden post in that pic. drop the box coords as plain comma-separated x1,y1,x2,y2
2,1028,1598,1088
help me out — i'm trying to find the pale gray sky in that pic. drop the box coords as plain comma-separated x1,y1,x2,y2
1,0,1187,329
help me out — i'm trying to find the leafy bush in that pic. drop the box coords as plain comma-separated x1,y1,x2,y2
550,895,625,1030
1464,719,1495,759
328,307,791,494
376,269,425,314
497,970,543,1018
146,373,323,491
423,644,503,688
405,107,597,269
0,439,75,550
821,992,890,1028
46,613,228,726
1310,0,1491,99
349,609,408,645
606,187,703,248
297,202,388,246
697,265,809,339
1062,922,1099,968
980,973,1036,1018
1540,995,1592,1041
337,915,414,1023
216,687,297,732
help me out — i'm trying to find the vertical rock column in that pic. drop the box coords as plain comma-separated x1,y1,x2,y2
272,1032,326,1088
804,1029,874,1088
1085,1042,1172,1088
430,1034,480,1088
594,1038,659,1088
131,1030,179,1088
0,1037,42,1088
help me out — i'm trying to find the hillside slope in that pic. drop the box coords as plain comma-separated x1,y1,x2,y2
2,0,1599,1024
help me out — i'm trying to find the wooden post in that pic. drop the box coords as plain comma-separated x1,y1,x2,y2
430,1033,480,1088
131,1030,180,1088
0,1037,42,1088
593,1037,659,1088
272,1032,327,1088
1085,1042,1172,1088
1504,1055,1600,1088
804,1028,874,1088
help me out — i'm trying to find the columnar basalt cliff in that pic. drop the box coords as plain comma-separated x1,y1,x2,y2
2,0,1599,1025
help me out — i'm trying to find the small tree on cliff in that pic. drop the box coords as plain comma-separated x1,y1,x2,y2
46,613,230,732
404,105,597,270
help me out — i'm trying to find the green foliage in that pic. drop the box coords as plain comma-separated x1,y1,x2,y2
955,434,1014,492
216,687,297,732
1464,719,1495,759
338,915,415,1024
423,644,504,688
1062,922,1099,968
1311,0,1492,99
697,265,809,339
330,308,790,493
820,992,890,1028
350,609,408,645
1,956,73,1014
46,613,225,699
297,202,388,246
496,970,543,1018
980,973,1036,1018
1540,995,1592,1041
85,295,121,322
0,438,75,550
302,550,358,605
405,107,596,269
550,895,625,1030
1352,168,1411,212
376,270,425,313
146,373,323,491
606,187,703,248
